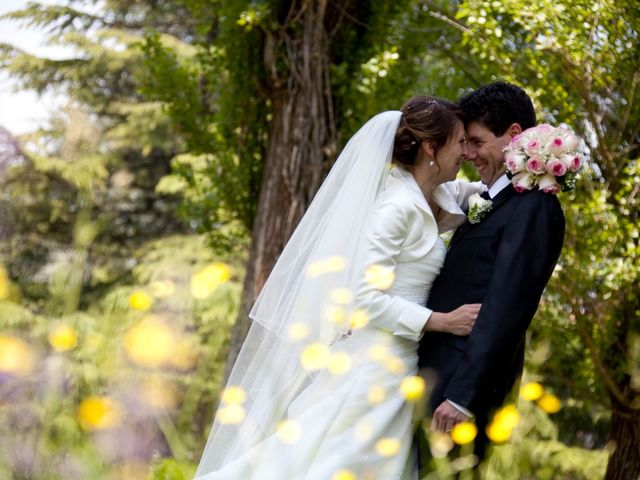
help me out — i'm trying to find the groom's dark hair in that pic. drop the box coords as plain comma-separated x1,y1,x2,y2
459,81,536,136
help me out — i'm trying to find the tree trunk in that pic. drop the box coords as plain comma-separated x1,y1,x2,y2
224,0,336,380
604,394,640,480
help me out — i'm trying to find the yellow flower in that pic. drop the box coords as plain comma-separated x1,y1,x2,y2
329,288,353,305
384,356,406,375
306,256,347,278
520,381,544,401
287,323,310,341
217,404,245,424
220,386,247,405
375,437,401,457
493,404,521,430
0,266,9,300
123,316,175,368
0,335,35,375
537,393,562,413
48,324,78,352
429,432,454,458
364,264,395,290
276,420,303,444
367,386,386,405
325,306,347,326
128,290,153,311
349,309,369,330
300,343,331,371
168,336,200,371
332,470,358,480
400,376,426,402
486,422,512,443
451,422,477,445
367,344,388,361
77,396,121,430
139,377,179,410
149,280,175,298
190,262,231,299
328,352,353,375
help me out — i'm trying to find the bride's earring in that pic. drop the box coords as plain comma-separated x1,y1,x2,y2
427,158,435,166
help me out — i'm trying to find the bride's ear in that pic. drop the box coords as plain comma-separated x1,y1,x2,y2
420,141,435,160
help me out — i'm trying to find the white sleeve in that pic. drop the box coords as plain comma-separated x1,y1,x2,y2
354,198,434,342
441,180,485,210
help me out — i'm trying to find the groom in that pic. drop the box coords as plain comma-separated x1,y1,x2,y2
418,82,565,459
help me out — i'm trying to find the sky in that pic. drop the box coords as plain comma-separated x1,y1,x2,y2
0,0,73,135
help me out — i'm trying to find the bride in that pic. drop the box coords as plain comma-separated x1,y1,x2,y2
195,96,484,479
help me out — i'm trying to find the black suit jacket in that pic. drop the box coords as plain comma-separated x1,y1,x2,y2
419,184,565,415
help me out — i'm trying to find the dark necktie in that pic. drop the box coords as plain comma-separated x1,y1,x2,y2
480,191,491,200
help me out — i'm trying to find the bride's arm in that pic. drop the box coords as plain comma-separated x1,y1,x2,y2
440,180,485,210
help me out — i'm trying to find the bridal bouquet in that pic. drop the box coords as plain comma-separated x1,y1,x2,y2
504,124,583,194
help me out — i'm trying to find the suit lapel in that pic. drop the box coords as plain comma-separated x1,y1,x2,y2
448,185,516,251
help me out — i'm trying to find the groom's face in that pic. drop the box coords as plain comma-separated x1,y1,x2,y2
465,121,512,187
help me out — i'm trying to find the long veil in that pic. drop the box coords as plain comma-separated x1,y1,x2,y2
195,110,403,476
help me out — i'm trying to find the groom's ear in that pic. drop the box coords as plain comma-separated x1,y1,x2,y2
506,123,523,138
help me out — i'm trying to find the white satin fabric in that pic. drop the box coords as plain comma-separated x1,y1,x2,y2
195,166,483,480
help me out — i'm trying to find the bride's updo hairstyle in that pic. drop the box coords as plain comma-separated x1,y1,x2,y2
393,96,462,169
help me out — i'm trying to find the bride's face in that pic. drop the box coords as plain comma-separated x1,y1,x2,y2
435,121,467,183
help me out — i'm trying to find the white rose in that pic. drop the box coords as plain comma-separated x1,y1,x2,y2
513,172,535,192
468,193,486,209
538,174,561,194
563,133,579,151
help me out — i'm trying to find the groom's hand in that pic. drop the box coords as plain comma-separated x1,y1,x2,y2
431,401,469,433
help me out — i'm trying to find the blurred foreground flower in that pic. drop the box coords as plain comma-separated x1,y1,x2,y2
123,316,174,368
364,264,395,290
329,288,353,305
332,470,357,480
400,375,426,402
306,256,347,278
486,404,521,443
328,352,353,375
48,324,78,352
349,309,369,329
168,336,200,371
0,265,9,300
537,393,562,413
140,377,180,410
520,381,544,401
276,420,303,444
128,290,153,311
451,422,477,445
191,262,231,299
149,280,175,298
301,343,331,371
0,334,35,375
77,396,121,430
220,386,247,405
375,437,401,456
217,404,245,424
429,432,454,458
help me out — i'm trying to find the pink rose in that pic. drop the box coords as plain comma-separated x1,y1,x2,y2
513,172,535,192
548,137,564,155
526,139,540,152
536,124,554,135
563,133,579,151
505,152,526,173
526,157,546,174
546,158,568,177
569,154,582,172
538,174,561,194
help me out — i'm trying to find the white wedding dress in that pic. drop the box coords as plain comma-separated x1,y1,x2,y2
195,167,481,480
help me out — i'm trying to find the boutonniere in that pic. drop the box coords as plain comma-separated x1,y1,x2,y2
467,193,493,224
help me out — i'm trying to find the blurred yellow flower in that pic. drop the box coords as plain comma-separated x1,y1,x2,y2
368,344,388,361
306,256,347,278
168,336,200,371
328,352,353,375
429,432,454,458
190,262,231,299
0,266,9,300
451,422,477,445
288,323,310,341
537,393,562,413
349,309,369,330
325,306,347,325
149,280,175,298
367,385,386,405
77,396,121,430
128,290,153,311
329,288,353,305
220,386,247,405
520,381,544,401
123,317,174,368
301,343,331,371
140,377,179,410
364,264,395,290
276,420,303,444
0,335,35,375
400,376,426,402
493,404,521,430
217,404,245,424
375,437,401,457
332,470,358,480
486,422,512,443
48,324,78,352
355,420,373,442
384,356,406,375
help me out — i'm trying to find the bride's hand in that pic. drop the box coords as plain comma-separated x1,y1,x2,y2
423,303,481,336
